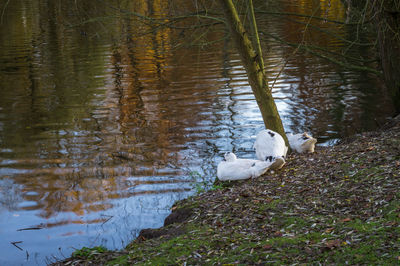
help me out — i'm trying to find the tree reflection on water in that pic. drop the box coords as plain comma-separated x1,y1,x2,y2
0,0,395,264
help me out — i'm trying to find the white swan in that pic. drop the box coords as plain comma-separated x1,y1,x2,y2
287,132,317,153
217,152,276,181
253,129,288,169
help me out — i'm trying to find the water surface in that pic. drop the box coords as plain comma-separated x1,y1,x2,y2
0,0,395,265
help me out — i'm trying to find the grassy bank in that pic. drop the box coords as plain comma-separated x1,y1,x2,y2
54,117,400,265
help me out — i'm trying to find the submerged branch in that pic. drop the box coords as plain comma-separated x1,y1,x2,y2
0,0,10,24
282,16,376,47
255,10,371,26
262,32,381,75
305,43,378,64
104,2,225,26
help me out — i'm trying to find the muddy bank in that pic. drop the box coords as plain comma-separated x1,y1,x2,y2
54,115,400,265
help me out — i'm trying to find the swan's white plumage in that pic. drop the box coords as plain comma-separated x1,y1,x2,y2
253,129,287,169
287,132,317,153
217,152,273,181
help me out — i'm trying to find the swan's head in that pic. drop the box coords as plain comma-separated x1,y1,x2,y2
224,152,237,162
300,132,312,140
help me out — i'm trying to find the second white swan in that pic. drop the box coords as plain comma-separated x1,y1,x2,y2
217,152,278,181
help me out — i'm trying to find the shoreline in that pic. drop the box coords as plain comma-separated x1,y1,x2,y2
54,115,400,265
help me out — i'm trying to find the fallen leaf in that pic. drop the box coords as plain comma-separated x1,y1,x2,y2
262,244,272,250
325,239,341,249
341,218,351,222
304,247,313,254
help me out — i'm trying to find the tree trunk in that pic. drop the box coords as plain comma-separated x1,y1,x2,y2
219,0,288,144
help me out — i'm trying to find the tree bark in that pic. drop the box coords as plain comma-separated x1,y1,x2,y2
219,0,288,144
247,0,265,72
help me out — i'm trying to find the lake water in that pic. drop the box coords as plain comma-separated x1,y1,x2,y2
0,0,395,265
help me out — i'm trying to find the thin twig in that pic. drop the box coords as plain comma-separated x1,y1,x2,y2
255,10,371,25
270,2,319,91
11,241,23,251
17,227,43,231
1,0,10,24
263,32,381,75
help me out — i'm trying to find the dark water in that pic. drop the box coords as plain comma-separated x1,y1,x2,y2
0,0,395,265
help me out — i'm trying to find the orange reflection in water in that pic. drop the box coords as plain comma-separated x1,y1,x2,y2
0,1,396,264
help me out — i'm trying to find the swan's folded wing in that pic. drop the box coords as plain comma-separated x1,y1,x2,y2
254,130,287,160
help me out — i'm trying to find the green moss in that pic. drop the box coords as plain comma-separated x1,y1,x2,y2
123,224,215,265
174,197,202,210
107,255,129,265
328,244,399,264
352,166,384,180
282,216,309,229
383,201,400,222
257,199,281,212
72,246,107,259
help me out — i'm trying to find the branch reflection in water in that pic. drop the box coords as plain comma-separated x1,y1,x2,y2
0,0,395,265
